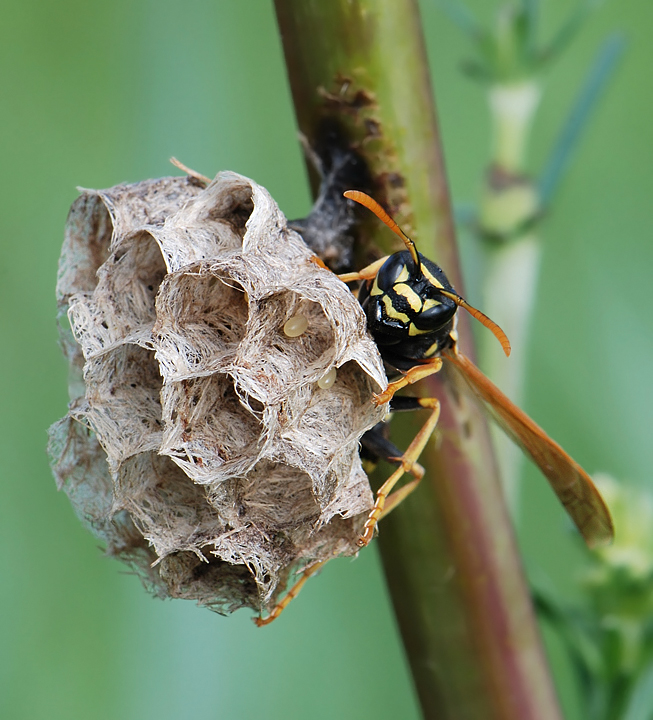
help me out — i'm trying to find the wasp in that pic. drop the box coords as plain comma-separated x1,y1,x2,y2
255,190,614,626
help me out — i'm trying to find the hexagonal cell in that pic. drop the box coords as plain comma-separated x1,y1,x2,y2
154,173,255,272
68,230,167,359
77,343,163,469
202,521,301,605
115,451,224,560
316,453,374,527
157,551,260,613
271,359,381,489
233,291,337,404
57,193,113,304
160,372,264,484
99,176,205,239
203,177,254,238
281,360,380,447
208,458,321,532
100,229,167,326
154,269,249,381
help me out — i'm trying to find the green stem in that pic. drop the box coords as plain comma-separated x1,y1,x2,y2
480,233,541,508
488,82,541,173
477,79,541,507
274,2,560,717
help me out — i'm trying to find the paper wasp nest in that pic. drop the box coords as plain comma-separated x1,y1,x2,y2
49,171,387,613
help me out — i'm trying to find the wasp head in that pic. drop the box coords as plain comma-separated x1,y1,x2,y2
358,251,458,369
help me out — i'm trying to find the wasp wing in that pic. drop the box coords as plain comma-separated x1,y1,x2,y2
442,348,613,548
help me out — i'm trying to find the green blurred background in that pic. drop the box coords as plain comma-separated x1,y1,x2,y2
1,1,651,718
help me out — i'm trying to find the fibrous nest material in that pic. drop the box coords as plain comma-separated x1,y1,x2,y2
49,171,387,614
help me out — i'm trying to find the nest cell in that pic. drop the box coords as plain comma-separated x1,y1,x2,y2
154,174,255,273
159,372,264,484
154,268,249,381
233,291,337,404
68,230,167,359
57,194,113,303
76,343,163,469
157,551,260,614
209,458,321,533
115,451,225,560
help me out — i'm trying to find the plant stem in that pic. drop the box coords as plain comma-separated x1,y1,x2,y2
274,2,560,717
479,232,541,510
488,83,541,172
477,77,541,509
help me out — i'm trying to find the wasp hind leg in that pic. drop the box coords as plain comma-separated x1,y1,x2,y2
254,559,328,627
358,396,441,547
255,395,441,624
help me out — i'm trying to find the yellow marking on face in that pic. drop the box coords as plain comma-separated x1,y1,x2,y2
423,340,440,357
408,322,431,336
370,277,383,296
421,298,442,312
393,283,423,312
395,265,410,284
382,294,410,323
421,264,443,289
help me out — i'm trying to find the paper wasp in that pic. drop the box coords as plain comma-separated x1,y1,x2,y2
255,190,613,626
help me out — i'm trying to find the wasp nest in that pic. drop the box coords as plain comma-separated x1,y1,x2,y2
49,171,387,614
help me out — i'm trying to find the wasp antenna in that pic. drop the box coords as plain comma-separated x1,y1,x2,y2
344,190,421,274
439,290,511,357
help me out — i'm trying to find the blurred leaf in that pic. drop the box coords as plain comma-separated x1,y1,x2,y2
460,58,492,82
520,0,539,58
539,34,625,208
621,657,653,720
534,583,605,689
538,0,602,66
435,0,484,39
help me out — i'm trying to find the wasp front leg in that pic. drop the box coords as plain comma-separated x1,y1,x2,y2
254,559,327,627
336,256,389,284
373,357,443,406
358,396,441,547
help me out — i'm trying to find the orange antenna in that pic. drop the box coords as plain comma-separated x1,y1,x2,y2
438,289,511,357
344,190,421,273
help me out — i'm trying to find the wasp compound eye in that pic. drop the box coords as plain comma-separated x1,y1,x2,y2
374,252,415,291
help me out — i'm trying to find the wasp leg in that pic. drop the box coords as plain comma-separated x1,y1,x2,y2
360,422,425,480
374,358,443,406
358,397,441,547
254,560,327,627
379,476,422,518
337,256,389,283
